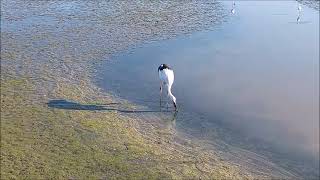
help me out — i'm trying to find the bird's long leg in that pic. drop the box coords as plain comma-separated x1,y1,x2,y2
166,87,169,110
160,82,163,110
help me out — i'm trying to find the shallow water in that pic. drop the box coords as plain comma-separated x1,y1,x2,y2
98,1,319,177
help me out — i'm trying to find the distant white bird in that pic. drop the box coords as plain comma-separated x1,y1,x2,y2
158,64,177,110
297,14,301,23
231,8,235,14
296,1,302,23
297,1,302,12
231,1,236,14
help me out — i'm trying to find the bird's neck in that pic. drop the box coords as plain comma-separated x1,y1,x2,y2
167,87,175,102
168,91,174,99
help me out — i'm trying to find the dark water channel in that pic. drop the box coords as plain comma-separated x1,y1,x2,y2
97,1,319,177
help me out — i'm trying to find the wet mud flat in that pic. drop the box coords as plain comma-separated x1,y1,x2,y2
298,0,320,11
1,0,304,179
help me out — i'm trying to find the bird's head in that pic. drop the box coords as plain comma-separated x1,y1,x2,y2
158,64,164,72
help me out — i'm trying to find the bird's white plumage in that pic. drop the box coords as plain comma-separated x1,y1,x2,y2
159,68,174,87
158,64,176,109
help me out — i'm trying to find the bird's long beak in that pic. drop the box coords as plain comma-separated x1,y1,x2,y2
173,101,177,111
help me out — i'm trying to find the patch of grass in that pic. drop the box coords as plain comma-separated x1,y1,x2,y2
1,76,166,179
1,72,253,179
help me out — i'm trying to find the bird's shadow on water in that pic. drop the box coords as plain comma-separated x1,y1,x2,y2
47,99,174,113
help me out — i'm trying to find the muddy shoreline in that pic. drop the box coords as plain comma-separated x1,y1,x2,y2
1,0,304,179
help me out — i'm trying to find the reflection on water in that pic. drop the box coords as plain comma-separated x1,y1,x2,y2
97,1,319,178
